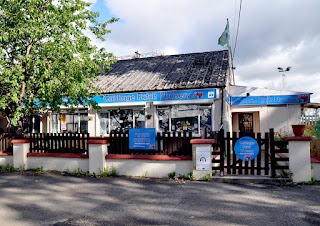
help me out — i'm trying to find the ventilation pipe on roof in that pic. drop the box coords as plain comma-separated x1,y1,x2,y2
135,51,141,58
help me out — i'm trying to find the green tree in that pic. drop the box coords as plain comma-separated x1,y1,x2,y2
0,0,118,130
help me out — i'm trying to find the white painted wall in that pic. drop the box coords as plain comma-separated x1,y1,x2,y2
28,157,89,172
88,107,96,135
213,98,222,132
106,159,193,178
312,163,320,181
231,104,302,134
0,156,13,166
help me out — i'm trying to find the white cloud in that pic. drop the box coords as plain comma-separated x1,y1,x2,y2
93,0,320,102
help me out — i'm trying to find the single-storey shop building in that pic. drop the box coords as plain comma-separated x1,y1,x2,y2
1,50,311,136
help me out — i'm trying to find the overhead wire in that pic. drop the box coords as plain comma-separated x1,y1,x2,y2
233,0,243,59
232,0,238,51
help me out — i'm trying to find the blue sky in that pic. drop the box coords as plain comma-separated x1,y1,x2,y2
91,1,117,23
89,0,320,103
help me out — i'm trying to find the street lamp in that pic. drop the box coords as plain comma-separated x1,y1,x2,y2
277,66,291,90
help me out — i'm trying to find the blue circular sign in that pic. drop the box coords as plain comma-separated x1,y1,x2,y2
234,136,259,161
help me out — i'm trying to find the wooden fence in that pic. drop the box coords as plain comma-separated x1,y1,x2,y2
216,130,270,176
108,131,194,156
29,133,89,154
0,133,12,152
269,129,289,178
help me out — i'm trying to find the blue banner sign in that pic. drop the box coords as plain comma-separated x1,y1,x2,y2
93,89,216,104
129,128,156,150
234,136,259,161
230,94,310,106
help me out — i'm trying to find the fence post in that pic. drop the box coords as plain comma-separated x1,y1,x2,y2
285,136,312,183
12,139,30,169
270,128,276,178
220,129,225,176
88,139,109,175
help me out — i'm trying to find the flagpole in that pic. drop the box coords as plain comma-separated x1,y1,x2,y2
226,19,235,85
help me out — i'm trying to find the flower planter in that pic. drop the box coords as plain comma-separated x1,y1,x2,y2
291,124,305,136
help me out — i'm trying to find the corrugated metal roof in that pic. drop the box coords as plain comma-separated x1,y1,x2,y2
96,50,229,94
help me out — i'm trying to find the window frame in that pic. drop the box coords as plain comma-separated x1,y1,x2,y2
156,104,212,136
99,107,146,135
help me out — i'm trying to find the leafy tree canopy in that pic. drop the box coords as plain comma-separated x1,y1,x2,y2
0,0,118,127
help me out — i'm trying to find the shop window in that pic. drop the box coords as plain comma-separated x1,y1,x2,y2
239,113,253,133
66,114,79,133
79,113,88,133
100,108,145,134
134,110,145,128
52,110,88,133
22,115,41,134
100,113,109,135
110,109,133,132
52,114,59,133
171,105,199,133
158,108,170,132
200,108,212,136
157,105,212,136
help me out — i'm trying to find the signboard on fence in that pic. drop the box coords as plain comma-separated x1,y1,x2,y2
129,128,156,150
234,136,259,161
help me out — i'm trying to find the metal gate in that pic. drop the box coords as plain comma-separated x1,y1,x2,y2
212,129,289,177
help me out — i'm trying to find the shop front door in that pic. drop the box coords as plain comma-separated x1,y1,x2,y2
238,113,253,134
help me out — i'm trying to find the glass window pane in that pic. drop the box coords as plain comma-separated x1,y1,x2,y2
134,110,145,128
52,114,59,133
158,108,170,132
110,109,133,132
80,113,88,133
200,108,212,136
171,105,199,133
100,113,108,135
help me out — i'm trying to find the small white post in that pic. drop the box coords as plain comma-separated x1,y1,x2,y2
190,139,214,180
12,139,30,169
88,139,108,175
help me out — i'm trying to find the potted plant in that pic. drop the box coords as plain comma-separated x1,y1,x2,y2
291,124,306,136
274,132,288,150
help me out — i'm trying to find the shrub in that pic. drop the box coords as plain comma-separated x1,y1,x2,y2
167,171,176,179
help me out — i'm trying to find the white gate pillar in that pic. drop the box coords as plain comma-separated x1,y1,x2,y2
285,136,312,183
88,139,108,175
12,139,30,169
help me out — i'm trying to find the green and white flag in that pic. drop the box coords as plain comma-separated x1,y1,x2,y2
218,19,230,48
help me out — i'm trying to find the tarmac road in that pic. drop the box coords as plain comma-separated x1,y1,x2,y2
0,171,319,226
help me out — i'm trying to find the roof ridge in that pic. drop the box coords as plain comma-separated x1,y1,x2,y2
115,50,228,62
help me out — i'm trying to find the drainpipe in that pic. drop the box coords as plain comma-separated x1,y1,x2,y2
220,87,225,131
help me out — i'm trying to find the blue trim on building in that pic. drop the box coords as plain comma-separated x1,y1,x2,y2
93,88,217,104
229,94,310,106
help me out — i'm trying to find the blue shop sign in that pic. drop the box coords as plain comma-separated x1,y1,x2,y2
93,88,216,104
234,136,259,161
129,128,156,150
230,94,310,106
